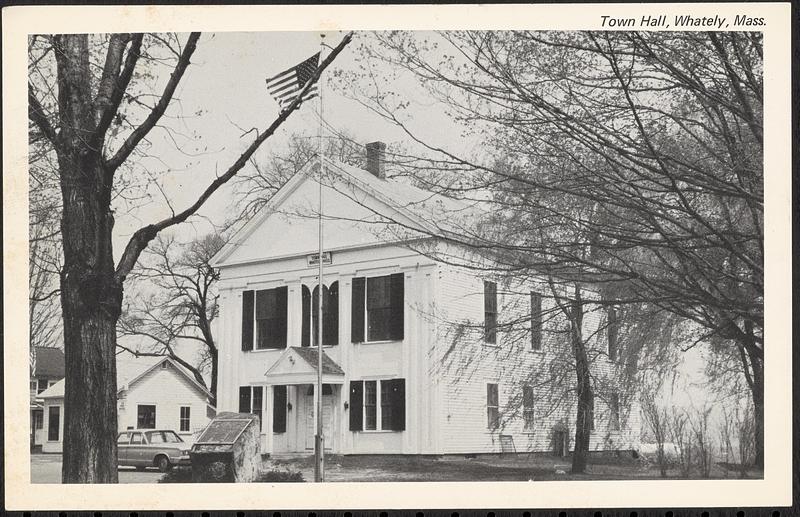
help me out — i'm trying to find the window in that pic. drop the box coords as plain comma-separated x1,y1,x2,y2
33,410,43,430
117,432,131,445
364,381,377,430
241,287,288,351
348,379,406,431
38,378,49,394
301,282,339,347
30,380,37,394
607,307,619,360
148,431,166,443
239,386,264,431
137,405,156,429
522,385,535,430
531,292,542,350
47,406,60,441
487,383,499,429
609,392,621,431
351,274,404,343
180,407,191,432
484,281,497,344
130,432,144,445
256,287,288,349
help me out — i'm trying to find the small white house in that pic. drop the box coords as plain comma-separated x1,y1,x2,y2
211,142,640,457
38,357,215,453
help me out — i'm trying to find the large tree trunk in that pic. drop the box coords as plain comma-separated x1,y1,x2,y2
745,342,764,469
55,34,121,483
569,290,593,474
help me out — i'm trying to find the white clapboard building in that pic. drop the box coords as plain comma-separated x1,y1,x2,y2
38,356,215,453
212,142,640,457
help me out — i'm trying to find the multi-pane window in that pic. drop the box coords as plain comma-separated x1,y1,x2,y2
239,386,264,431
364,381,378,430
137,405,156,429
33,410,43,430
179,406,191,432
522,385,535,430
348,379,406,432
47,406,60,441
241,287,288,351
484,281,497,344
38,378,49,394
531,291,542,350
487,383,499,429
609,392,621,431
607,306,619,360
351,274,404,343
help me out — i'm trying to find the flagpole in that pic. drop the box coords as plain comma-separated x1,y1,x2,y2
314,32,326,484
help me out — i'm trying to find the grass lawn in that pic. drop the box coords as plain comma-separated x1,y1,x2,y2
266,453,764,482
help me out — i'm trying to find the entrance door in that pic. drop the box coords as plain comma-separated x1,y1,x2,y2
304,388,334,451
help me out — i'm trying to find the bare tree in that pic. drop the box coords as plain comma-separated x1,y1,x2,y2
27,31,353,482
118,233,224,405
350,30,763,466
640,391,671,477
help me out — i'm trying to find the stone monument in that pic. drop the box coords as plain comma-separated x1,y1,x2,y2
190,412,260,483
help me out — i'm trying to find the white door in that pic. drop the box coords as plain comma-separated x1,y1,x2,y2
304,394,333,450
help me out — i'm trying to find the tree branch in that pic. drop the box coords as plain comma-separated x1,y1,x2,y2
105,32,200,173
92,33,143,148
28,83,58,146
113,31,354,283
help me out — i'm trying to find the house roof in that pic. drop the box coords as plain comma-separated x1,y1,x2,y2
211,157,486,267
289,346,345,375
32,347,65,378
39,357,213,401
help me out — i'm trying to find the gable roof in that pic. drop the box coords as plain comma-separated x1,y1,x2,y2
263,346,345,384
32,347,65,378
40,357,212,401
120,357,212,400
289,346,345,375
211,157,485,267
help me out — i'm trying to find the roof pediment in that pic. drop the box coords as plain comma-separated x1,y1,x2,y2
264,347,344,385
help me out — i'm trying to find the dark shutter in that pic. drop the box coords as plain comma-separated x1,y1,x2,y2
276,286,288,348
389,273,405,340
351,277,365,343
607,307,618,360
389,378,406,431
238,386,251,414
531,292,542,350
484,281,497,344
273,385,287,433
325,282,339,346
48,406,60,441
349,381,363,431
301,286,311,347
242,290,254,351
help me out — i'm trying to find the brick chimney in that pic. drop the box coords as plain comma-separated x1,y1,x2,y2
365,141,386,180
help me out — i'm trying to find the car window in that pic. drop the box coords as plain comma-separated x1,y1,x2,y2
163,431,182,443
130,432,144,445
116,433,130,445
147,431,165,443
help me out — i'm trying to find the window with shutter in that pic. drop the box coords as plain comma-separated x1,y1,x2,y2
522,385,535,429
531,292,542,350
353,273,404,343
273,385,287,433
242,290,254,351
351,379,406,432
255,286,287,349
484,281,497,344
309,282,339,346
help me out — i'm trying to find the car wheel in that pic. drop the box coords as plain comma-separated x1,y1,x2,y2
155,455,172,472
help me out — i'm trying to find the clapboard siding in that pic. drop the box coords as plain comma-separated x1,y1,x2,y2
434,264,640,454
118,362,212,437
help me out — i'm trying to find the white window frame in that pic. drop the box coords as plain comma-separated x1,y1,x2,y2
361,378,396,432
136,404,157,429
179,406,191,432
486,382,500,429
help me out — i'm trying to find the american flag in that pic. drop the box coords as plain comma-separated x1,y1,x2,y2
266,52,320,110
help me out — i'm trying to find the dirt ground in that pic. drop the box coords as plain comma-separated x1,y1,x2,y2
266,453,764,482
